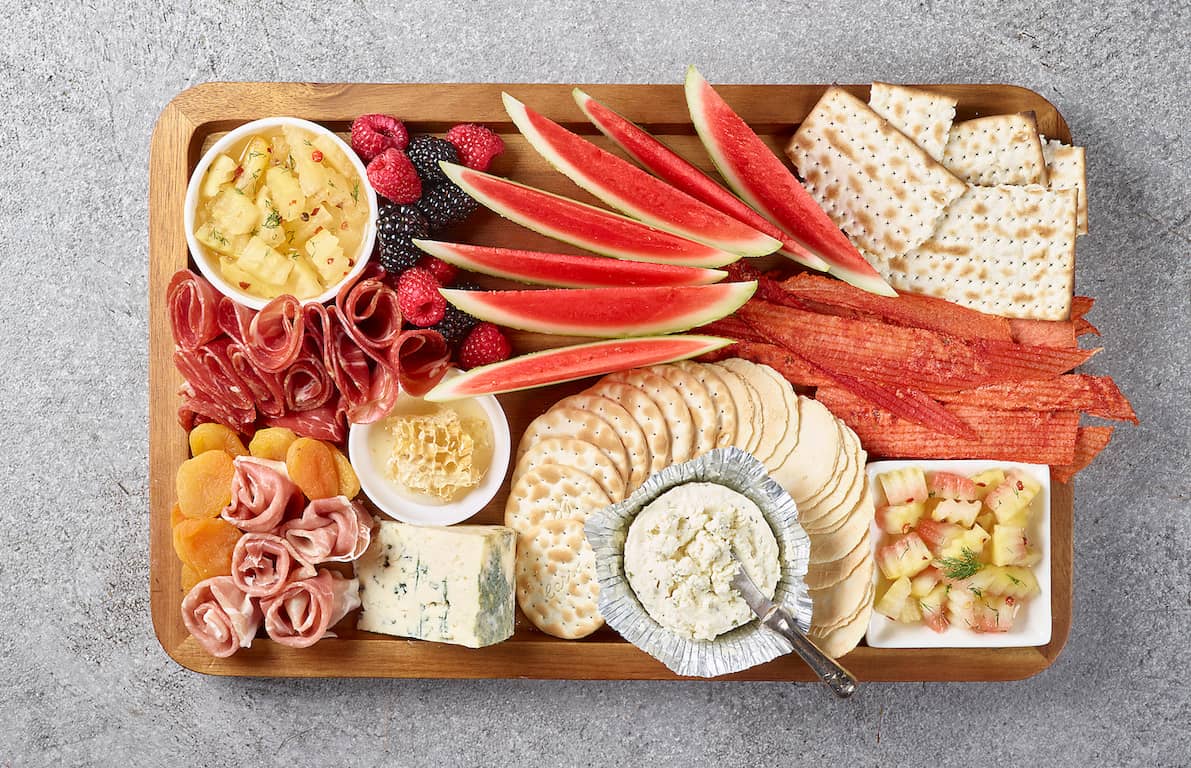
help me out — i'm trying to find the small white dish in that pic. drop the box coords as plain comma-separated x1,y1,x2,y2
183,116,377,310
347,379,511,527
864,459,1052,649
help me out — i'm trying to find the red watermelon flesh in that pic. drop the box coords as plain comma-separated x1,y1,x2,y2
441,162,739,269
440,282,756,338
413,240,726,288
424,335,732,402
685,67,895,296
575,88,829,272
505,93,779,258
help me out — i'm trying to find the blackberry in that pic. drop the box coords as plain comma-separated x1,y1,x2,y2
376,203,429,250
405,135,459,186
431,304,479,347
416,181,479,232
377,240,424,275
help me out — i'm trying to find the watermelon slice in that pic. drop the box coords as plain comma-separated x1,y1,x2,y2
413,240,726,288
440,282,756,338
684,66,895,296
504,93,780,258
424,335,731,402
574,88,829,272
440,162,739,269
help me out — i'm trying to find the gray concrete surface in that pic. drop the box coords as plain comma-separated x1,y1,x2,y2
1,0,1188,765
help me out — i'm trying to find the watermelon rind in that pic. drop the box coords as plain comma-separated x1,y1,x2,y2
439,161,740,269
504,92,780,258
423,335,733,402
412,240,727,288
439,282,757,338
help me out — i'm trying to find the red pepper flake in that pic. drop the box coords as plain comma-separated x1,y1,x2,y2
1016,480,1025,491
339,220,348,230
312,150,323,163
314,226,323,235
266,146,273,153
233,165,244,179
238,281,251,289
311,207,320,216
347,258,355,267
325,258,333,264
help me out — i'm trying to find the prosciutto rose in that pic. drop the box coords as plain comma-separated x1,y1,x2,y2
280,497,373,564
230,533,315,598
260,570,361,648
221,457,303,532
180,576,261,658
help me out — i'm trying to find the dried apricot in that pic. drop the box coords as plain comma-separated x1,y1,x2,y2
172,517,242,578
327,442,360,498
286,437,339,500
249,427,298,461
180,564,202,592
189,423,248,457
176,450,236,519
170,503,185,528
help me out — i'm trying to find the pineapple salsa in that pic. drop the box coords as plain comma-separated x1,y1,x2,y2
193,125,370,300
872,466,1043,635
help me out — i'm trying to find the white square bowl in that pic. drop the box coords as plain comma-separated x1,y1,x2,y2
864,459,1052,649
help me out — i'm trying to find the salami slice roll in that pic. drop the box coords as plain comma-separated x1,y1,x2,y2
246,294,305,373
335,274,404,360
230,533,315,598
389,329,451,397
173,337,255,413
222,457,304,533
168,270,221,351
216,295,254,343
226,342,286,418
262,400,347,444
260,570,361,648
177,386,255,434
280,497,374,564
180,576,261,658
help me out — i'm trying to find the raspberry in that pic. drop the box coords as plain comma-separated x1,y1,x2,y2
458,322,512,369
445,124,505,171
396,267,446,327
417,255,458,286
416,182,479,231
431,304,479,347
350,114,408,162
405,135,459,185
366,149,421,204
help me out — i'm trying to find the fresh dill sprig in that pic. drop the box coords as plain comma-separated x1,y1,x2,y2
936,547,983,580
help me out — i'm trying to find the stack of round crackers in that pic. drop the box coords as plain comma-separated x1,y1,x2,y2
505,358,875,657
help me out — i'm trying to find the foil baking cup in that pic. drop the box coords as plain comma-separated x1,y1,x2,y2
585,447,813,678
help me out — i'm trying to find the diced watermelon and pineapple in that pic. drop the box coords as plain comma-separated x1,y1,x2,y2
872,465,1043,634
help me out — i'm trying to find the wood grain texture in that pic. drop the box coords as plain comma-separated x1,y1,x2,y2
150,82,1074,680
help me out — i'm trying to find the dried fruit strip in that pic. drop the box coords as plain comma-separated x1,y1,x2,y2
1009,318,1077,348
1075,316,1101,337
1051,426,1114,483
934,375,1137,423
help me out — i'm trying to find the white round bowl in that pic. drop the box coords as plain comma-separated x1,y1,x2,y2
347,381,511,526
183,116,377,310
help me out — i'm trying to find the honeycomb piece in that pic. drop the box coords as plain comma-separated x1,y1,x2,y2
385,407,487,501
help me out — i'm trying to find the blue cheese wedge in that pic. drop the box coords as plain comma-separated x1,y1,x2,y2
355,520,516,648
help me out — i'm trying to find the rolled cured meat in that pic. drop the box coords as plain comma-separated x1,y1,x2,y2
260,570,361,648
245,294,305,373
280,497,373,564
230,533,315,598
226,342,286,418
168,270,221,351
389,329,451,397
177,385,255,434
216,295,254,343
262,400,346,444
222,457,304,533
180,576,261,658
335,274,404,358
173,337,255,413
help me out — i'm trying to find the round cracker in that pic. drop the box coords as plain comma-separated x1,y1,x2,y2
555,393,651,490
709,362,761,455
585,381,672,477
803,529,871,591
648,364,718,457
809,581,874,658
752,364,801,475
807,484,874,564
515,437,627,503
675,360,738,448
808,553,874,630
801,430,866,532
805,472,871,536
504,463,612,534
716,359,789,465
517,406,631,487
802,424,852,510
773,396,842,502
516,517,604,639
604,369,696,465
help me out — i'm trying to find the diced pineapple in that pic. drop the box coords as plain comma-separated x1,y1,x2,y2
970,469,1005,500
966,566,1040,599
878,467,929,505
919,584,950,633
875,576,913,621
930,498,981,527
283,253,325,299
209,188,259,235
265,165,305,220
322,169,354,207
306,229,347,284
876,501,925,534
948,585,1017,632
220,257,268,296
914,519,964,555
898,599,923,624
989,524,1041,567
195,221,238,256
311,134,350,175
290,203,335,243
254,187,286,248
984,470,1041,523
877,532,933,580
234,137,269,195
238,236,294,287
927,471,978,501
910,566,942,597
202,153,238,199
975,511,996,533
938,524,990,561
285,126,331,196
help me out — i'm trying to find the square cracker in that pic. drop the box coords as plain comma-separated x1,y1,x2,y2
1042,137,1088,235
868,82,957,162
786,87,967,260
878,185,1078,320
942,113,1049,186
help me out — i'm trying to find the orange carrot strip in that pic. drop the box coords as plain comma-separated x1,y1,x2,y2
1009,318,1077,348
1052,426,1114,483
934,375,1137,423
815,387,1079,465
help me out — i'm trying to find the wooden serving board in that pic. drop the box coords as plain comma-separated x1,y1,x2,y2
149,82,1074,680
